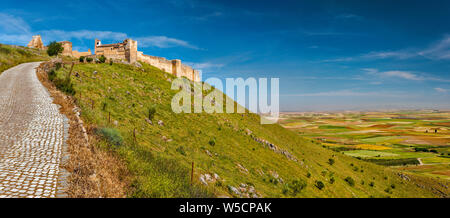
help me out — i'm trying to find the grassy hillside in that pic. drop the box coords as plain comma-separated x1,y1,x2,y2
52,61,448,198
0,44,50,73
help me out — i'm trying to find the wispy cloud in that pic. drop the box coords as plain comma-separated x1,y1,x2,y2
335,13,363,21
39,30,127,41
322,35,450,62
0,12,30,34
0,13,199,50
184,61,224,69
363,68,450,82
136,36,199,49
434,87,448,93
282,90,409,97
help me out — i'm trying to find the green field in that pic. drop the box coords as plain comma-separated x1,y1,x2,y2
279,111,450,180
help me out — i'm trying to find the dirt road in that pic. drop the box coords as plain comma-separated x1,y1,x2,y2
0,62,68,198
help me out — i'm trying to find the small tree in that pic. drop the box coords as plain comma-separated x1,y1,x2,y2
79,56,85,62
98,55,106,63
86,57,93,63
47,41,63,56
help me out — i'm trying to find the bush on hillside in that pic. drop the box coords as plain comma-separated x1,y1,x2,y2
344,176,355,186
290,179,307,194
47,41,63,56
315,180,325,190
328,158,335,165
97,128,123,146
47,69,75,95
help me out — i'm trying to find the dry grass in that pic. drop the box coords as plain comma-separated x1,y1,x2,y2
36,61,130,198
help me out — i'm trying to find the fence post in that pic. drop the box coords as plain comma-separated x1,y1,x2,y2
191,161,194,185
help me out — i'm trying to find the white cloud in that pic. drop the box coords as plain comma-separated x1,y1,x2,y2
136,36,199,49
363,68,450,82
418,35,450,60
434,87,448,93
282,90,408,97
39,30,127,42
321,35,450,62
184,61,224,69
0,13,30,34
380,71,423,81
0,13,199,50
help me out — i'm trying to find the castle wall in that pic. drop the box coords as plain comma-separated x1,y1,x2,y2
72,50,91,58
137,52,200,82
28,35,199,81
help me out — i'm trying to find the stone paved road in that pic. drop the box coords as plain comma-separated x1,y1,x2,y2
0,62,68,198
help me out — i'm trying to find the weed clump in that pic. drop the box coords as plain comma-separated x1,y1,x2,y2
97,128,123,146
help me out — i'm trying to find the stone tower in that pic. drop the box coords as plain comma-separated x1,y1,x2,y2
27,35,45,49
125,39,138,64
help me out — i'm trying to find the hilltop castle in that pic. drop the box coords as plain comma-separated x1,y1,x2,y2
27,35,200,82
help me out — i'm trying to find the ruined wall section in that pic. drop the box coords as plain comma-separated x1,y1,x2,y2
27,35,45,49
59,41,91,58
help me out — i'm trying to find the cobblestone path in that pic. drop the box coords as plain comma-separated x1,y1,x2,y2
0,62,68,198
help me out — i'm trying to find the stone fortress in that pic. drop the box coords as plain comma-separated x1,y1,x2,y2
27,35,200,82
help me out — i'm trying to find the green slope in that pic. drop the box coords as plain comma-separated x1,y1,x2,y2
0,44,49,73
53,61,446,198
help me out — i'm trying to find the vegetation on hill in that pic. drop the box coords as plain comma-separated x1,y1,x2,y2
0,44,50,73
51,61,448,198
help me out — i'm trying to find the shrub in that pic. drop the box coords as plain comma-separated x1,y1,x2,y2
328,158,335,165
47,41,63,56
315,180,325,190
306,172,311,178
97,128,123,146
369,181,375,187
79,56,85,62
148,106,156,120
55,62,62,70
109,58,113,65
98,55,106,63
329,177,335,184
208,138,216,146
86,57,93,63
390,184,396,189
47,69,75,95
290,179,307,194
344,176,355,186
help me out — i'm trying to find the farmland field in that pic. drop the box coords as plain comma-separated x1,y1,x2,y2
279,110,450,180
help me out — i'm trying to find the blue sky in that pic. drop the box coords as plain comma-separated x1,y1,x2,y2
1,0,450,111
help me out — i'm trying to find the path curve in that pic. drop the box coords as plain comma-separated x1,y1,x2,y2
0,62,68,198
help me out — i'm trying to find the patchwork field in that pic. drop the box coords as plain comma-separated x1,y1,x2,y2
279,111,450,180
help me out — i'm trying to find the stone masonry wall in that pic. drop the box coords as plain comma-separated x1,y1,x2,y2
137,52,200,82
